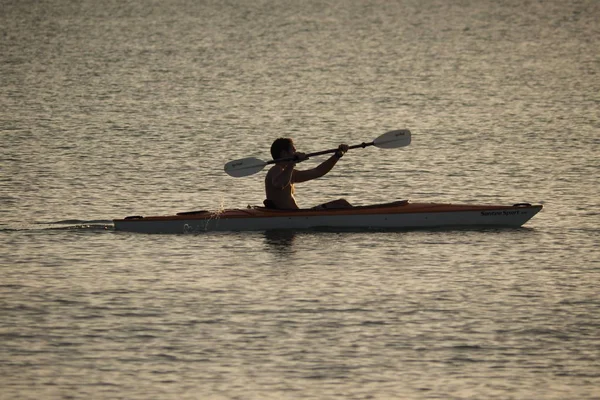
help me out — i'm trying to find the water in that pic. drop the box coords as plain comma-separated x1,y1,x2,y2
1,0,599,398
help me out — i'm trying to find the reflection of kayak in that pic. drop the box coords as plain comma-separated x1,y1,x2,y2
112,200,542,234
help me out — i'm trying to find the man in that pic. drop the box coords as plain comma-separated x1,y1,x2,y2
264,138,352,210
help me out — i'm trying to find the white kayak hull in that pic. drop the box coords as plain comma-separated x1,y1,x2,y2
113,201,542,234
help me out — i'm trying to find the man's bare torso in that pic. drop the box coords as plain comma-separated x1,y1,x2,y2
265,165,299,209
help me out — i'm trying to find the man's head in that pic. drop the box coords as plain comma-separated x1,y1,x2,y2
270,138,295,160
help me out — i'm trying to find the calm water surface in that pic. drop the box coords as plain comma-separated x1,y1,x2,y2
1,0,599,399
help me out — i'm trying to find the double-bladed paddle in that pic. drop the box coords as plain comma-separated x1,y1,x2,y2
224,129,411,178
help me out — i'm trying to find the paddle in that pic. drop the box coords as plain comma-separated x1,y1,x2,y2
224,129,411,178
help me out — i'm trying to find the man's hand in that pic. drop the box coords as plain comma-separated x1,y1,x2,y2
293,152,309,163
335,144,349,158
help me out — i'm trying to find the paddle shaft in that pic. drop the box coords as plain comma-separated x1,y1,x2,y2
265,141,374,166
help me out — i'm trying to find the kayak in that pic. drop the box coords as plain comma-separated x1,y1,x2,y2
112,200,542,234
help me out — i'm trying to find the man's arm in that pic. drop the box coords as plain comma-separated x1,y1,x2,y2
293,150,345,183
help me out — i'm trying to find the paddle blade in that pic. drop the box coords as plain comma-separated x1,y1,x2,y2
373,129,411,149
224,157,267,177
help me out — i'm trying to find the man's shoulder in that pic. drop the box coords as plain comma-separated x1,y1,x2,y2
266,164,280,175
265,164,289,183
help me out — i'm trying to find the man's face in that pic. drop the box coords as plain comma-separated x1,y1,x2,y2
283,143,296,157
